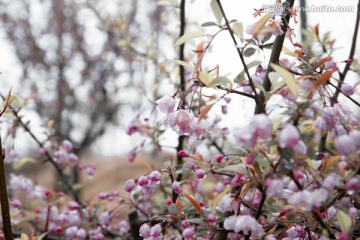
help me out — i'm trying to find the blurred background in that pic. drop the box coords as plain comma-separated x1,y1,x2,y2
0,0,358,195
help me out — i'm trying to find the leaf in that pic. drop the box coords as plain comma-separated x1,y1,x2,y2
314,56,333,69
172,60,194,70
210,0,223,24
270,63,298,97
243,47,257,57
0,88,14,116
209,76,232,88
232,22,243,39
36,232,48,240
183,192,204,216
201,21,218,27
222,164,248,175
337,210,352,232
212,187,230,210
314,67,337,89
198,71,213,87
21,233,29,240
175,197,182,213
246,60,262,69
14,157,37,170
198,103,215,123
174,31,205,47
253,13,273,37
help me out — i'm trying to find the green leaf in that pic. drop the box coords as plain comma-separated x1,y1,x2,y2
210,0,223,24
243,47,257,57
337,210,352,232
270,63,298,97
246,60,262,69
201,21,218,27
232,22,243,40
174,31,205,47
172,60,194,70
234,71,245,83
222,164,248,175
198,71,213,87
36,232,48,240
209,76,232,88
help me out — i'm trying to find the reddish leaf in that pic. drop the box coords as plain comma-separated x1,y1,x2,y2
314,67,337,89
198,103,215,123
183,192,204,217
175,197,182,213
314,56,332,70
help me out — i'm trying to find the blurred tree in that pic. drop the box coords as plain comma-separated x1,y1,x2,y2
0,0,169,155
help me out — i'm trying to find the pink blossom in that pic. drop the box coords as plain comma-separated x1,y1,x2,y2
98,192,107,200
335,134,356,156
224,215,264,238
139,223,151,238
265,179,283,199
99,212,111,227
346,177,360,191
215,155,223,163
279,124,307,154
266,19,284,36
150,224,162,238
156,95,175,114
63,140,73,152
288,189,329,211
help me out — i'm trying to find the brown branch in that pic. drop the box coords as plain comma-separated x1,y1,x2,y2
0,136,13,239
176,0,186,183
255,0,295,114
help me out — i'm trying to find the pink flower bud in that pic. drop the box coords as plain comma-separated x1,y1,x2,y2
172,181,182,194
215,155,223,163
207,213,216,223
181,220,189,229
38,148,46,156
63,140,73,152
124,179,137,192
178,150,187,157
138,176,149,186
195,169,206,179
149,171,161,182
341,84,354,96
56,226,63,234
98,192,108,200
182,228,194,239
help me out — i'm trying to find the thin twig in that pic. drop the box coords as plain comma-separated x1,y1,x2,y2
216,0,265,113
332,0,360,102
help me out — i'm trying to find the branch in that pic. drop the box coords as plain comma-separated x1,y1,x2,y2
0,136,13,240
255,0,295,114
215,0,265,113
176,0,186,183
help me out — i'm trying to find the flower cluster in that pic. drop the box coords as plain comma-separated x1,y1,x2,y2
233,114,272,147
156,96,211,139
